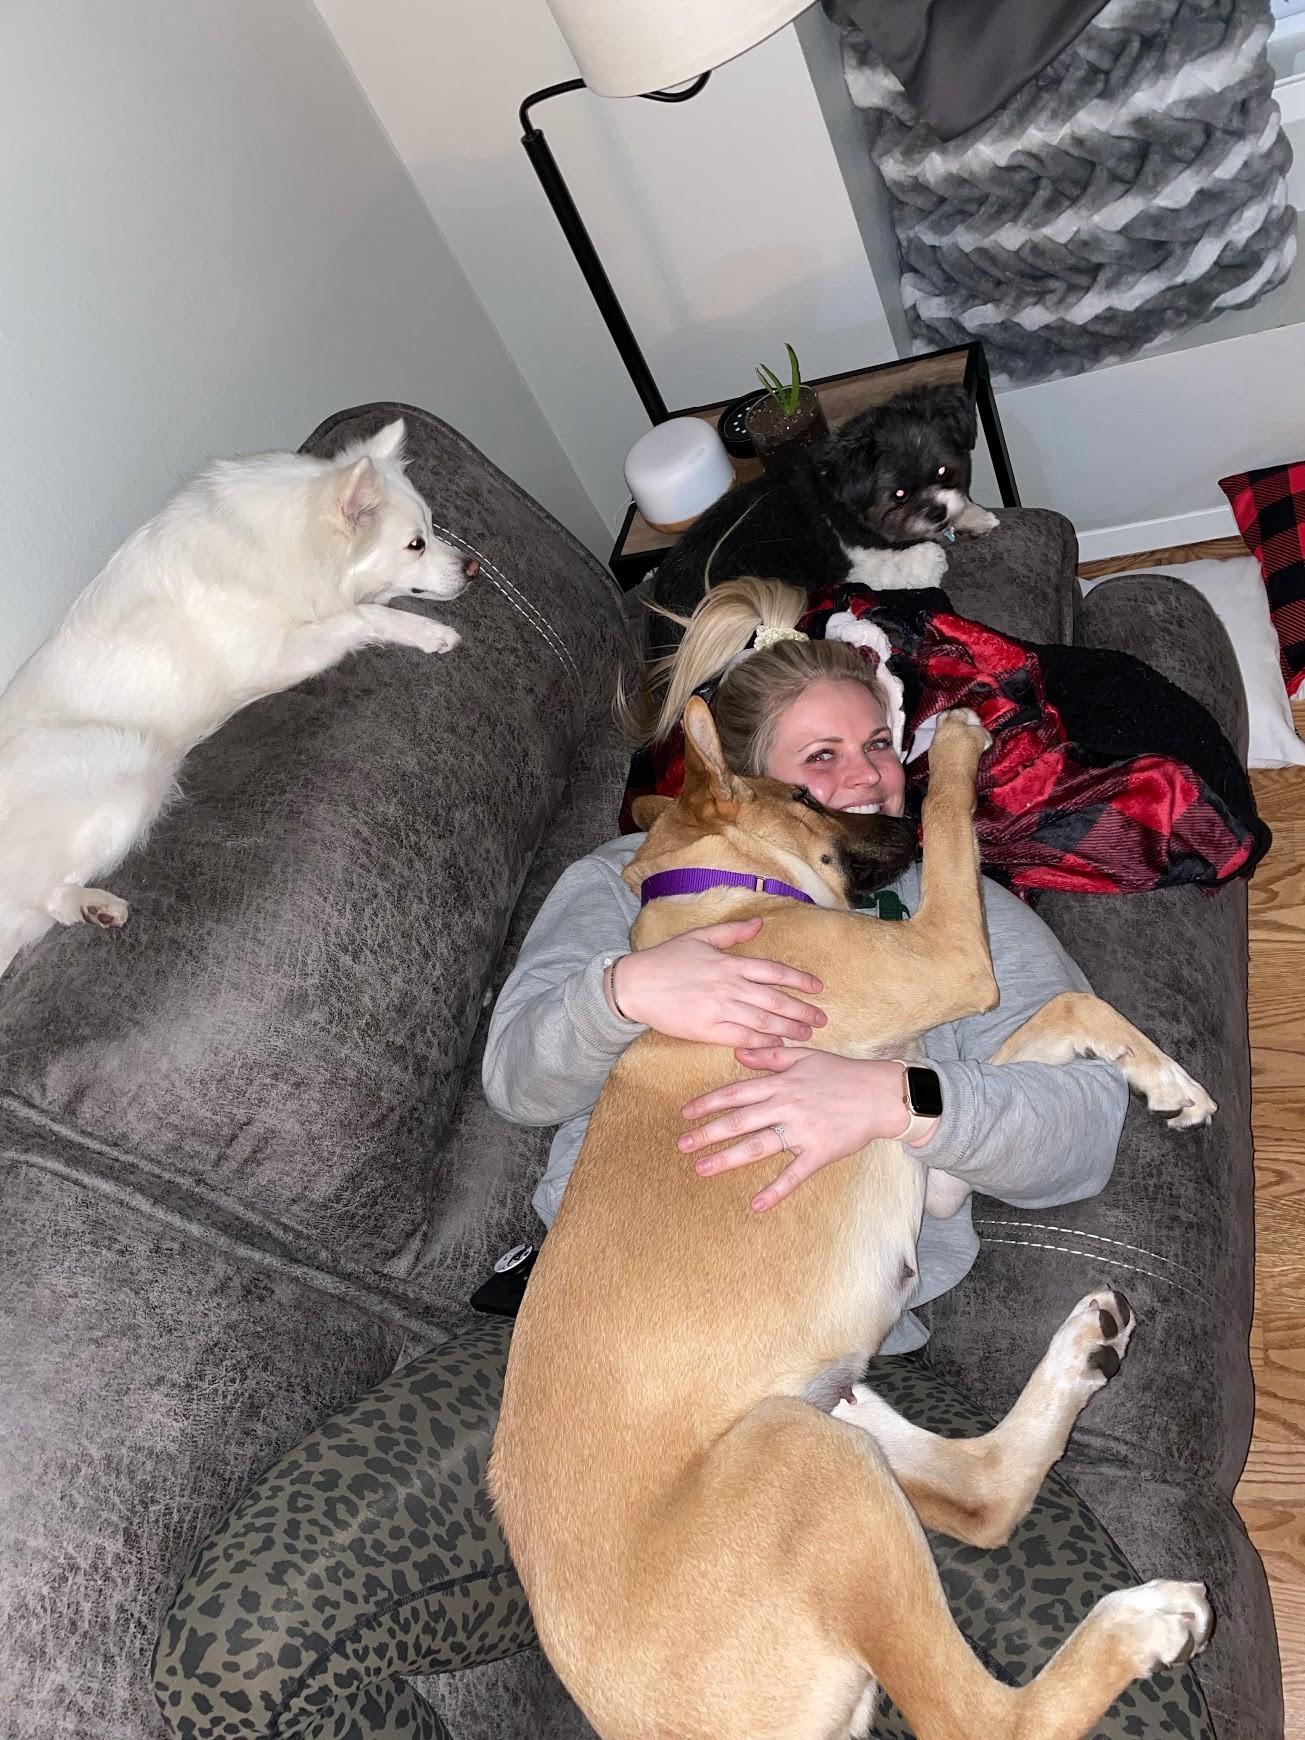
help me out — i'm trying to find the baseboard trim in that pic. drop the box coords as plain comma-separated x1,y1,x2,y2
1074,504,1239,564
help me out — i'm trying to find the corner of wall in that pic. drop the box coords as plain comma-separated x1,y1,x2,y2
793,8,910,358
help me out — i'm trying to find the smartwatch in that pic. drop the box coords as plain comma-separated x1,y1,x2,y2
894,1062,943,1145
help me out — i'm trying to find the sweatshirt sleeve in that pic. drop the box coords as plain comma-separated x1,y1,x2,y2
483,841,644,1128
918,880,1128,1209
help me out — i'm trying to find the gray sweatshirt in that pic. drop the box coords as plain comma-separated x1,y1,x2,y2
484,835,1127,1353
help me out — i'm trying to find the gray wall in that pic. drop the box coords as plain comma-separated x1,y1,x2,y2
0,0,604,687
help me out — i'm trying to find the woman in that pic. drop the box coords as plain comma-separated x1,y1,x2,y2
153,580,1171,1740
485,578,1127,1354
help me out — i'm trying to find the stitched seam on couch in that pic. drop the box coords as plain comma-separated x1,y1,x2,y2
975,1218,1187,1273
427,516,582,692
271,1571,531,1739
0,1093,449,1340
975,1233,1217,1305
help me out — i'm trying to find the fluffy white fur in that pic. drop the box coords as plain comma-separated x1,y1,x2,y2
822,612,908,752
841,539,948,591
0,419,469,978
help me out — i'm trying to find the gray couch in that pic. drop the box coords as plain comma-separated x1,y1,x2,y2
0,404,1281,1739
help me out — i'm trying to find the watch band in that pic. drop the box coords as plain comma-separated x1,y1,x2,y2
897,1107,937,1145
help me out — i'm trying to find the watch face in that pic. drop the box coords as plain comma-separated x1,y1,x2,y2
905,1065,944,1119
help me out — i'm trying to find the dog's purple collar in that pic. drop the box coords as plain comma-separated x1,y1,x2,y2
639,868,815,907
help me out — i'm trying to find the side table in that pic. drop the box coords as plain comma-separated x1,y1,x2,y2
608,341,1017,591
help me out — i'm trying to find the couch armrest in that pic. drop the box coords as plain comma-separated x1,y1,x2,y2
940,507,1081,644
1076,574,1249,761
922,566,1279,1736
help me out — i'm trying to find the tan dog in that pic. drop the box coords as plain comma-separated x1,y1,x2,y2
490,700,1214,1740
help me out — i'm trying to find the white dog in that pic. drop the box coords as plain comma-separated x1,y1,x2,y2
0,419,472,978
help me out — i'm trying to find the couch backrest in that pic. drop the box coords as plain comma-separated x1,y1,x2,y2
0,403,629,1279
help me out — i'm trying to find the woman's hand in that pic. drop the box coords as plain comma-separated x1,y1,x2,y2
678,1050,924,1212
612,919,826,1048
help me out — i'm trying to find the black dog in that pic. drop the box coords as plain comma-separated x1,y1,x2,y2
647,385,997,651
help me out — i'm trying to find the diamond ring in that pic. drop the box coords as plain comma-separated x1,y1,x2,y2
772,1123,788,1151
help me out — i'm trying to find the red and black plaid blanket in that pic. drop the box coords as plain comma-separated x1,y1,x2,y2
623,584,1270,899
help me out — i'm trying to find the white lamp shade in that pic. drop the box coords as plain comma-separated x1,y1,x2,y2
542,0,814,97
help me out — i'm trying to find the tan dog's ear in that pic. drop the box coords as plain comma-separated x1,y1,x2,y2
681,697,745,808
631,794,673,831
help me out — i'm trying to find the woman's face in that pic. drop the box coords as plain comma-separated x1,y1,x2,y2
763,678,906,817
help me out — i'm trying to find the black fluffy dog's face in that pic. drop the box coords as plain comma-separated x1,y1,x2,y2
814,385,978,547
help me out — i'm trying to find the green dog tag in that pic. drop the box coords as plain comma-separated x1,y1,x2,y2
854,889,909,921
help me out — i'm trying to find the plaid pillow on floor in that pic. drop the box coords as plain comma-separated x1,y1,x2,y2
1220,462,1305,697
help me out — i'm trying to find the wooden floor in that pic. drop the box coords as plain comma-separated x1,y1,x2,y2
1084,539,1305,1731
1241,732,1305,1734
1077,535,1250,580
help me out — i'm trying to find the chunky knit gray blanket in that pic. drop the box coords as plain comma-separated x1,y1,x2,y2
828,0,1297,383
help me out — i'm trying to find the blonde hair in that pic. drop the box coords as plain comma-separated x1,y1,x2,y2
639,578,892,777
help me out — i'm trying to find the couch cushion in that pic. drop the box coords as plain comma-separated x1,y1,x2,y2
403,724,635,1325
0,403,629,1277
0,1158,405,1740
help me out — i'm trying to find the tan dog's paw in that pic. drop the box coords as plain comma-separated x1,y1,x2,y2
1092,1580,1213,1678
959,506,999,536
1146,1058,1217,1129
1046,1287,1135,1399
934,707,993,753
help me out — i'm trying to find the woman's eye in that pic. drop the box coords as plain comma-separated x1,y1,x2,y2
805,749,833,764
407,535,426,553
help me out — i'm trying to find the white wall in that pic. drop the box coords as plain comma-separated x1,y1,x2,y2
312,0,901,535
311,0,1305,557
0,0,602,687
998,321,1305,560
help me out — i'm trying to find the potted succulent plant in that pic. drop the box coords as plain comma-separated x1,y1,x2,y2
743,343,829,473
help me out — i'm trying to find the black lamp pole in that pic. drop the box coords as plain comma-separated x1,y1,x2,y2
519,75,711,429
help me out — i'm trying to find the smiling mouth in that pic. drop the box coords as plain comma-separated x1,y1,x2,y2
842,801,882,814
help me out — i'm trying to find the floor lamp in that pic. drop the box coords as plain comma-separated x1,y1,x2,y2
520,0,814,427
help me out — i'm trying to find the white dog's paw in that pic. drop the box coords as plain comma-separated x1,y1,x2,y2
958,505,999,536
47,886,130,930
401,617,461,655
934,707,993,752
1092,1580,1213,1678
363,604,460,655
1044,1288,1135,1402
1145,1058,1217,1129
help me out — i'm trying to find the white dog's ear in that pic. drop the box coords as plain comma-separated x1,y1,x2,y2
334,456,384,531
367,419,407,464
